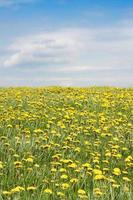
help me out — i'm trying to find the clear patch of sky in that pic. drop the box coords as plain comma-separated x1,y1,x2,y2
0,0,133,40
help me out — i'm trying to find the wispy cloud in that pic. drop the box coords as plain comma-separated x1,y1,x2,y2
3,22,133,72
3,28,83,68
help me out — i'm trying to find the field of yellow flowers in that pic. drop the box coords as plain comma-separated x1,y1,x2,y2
0,87,132,200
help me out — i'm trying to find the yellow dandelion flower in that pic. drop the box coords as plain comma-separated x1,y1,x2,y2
59,168,67,173
2,191,11,195
27,186,36,191
125,156,132,162
14,161,22,168
105,152,111,157
68,163,77,169
94,174,106,180
0,162,3,169
60,174,68,179
57,191,65,197
93,169,102,175
61,183,70,190
112,184,120,188
82,163,90,168
51,168,57,172
78,194,88,199
10,186,25,194
122,177,131,182
26,157,34,163
74,147,80,152
34,164,39,168
70,178,78,184
61,159,72,164
78,189,86,195
93,188,103,196
44,188,53,194
113,168,121,176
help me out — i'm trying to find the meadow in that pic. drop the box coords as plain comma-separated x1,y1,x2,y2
0,87,132,200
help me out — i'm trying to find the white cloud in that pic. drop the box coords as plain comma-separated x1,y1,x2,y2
3,24,133,73
4,29,83,67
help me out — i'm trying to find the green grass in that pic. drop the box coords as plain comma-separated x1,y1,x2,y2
0,87,132,200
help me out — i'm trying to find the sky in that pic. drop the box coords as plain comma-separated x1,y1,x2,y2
0,0,133,87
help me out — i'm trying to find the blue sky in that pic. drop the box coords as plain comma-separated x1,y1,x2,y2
0,0,133,86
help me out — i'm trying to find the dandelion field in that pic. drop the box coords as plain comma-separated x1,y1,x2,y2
0,87,133,200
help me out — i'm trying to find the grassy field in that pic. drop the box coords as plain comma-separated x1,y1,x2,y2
0,87,132,200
